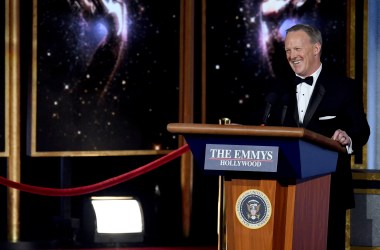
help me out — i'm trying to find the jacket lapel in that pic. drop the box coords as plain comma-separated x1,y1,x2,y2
292,92,300,126
302,82,326,127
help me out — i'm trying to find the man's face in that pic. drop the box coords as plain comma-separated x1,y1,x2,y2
284,30,321,77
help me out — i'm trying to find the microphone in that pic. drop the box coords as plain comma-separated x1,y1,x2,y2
279,93,290,126
261,92,278,126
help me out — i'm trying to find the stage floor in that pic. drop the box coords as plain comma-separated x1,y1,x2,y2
0,242,217,250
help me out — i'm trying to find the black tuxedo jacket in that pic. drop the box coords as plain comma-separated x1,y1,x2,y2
266,68,370,209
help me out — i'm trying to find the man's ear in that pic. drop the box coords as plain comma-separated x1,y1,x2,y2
314,43,321,55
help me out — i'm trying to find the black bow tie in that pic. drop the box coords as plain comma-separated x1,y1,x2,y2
295,76,313,86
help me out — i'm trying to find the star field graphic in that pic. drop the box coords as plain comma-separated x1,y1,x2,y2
34,0,179,152
205,0,347,125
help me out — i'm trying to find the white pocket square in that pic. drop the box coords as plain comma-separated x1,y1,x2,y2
319,116,336,120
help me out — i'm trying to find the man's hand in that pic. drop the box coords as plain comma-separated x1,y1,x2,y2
332,129,351,147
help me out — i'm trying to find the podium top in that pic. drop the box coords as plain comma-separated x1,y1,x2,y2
167,123,345,153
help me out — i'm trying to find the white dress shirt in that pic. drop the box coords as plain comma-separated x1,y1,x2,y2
296,65,322,123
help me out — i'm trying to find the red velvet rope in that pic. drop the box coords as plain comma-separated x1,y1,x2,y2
0,144,189,196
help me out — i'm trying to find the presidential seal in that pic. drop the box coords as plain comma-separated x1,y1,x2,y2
235,189,271,229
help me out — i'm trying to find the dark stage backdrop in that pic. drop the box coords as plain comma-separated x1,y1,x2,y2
205,0,348,125
30,0,180,155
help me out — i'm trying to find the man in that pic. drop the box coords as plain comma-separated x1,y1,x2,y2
265,24,370,249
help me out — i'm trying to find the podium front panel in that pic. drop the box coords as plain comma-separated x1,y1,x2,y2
185,135,337,179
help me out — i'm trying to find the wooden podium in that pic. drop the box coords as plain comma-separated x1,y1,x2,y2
167,123,345,250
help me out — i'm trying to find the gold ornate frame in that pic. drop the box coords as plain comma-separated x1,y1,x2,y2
1,0,9,157
346,0,372,248
349,0,368,170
